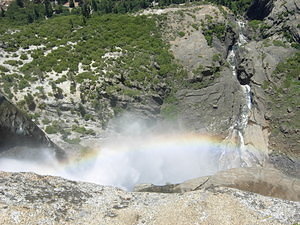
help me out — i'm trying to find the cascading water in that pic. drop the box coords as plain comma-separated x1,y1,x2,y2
219,20,253,169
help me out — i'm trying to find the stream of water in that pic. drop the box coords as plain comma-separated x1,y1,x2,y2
219,20,253,169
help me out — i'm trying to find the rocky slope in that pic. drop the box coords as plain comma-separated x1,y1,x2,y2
0,171,299,225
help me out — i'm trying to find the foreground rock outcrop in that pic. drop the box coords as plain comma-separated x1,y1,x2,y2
134,167,300,202
0,171,299,225
0,92,65,159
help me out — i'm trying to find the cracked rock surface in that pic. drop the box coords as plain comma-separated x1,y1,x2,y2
0,171,299,225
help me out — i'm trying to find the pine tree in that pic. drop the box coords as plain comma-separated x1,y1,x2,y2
16,0,24,8
69,18,74,30
81,2,91,18
33,6,40,19
91,0,98,12
44,0,53,17
27,13,34,23
0,7,5,17
69,0,75,8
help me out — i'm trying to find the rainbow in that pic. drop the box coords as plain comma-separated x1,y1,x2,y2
59,132,239,171
0,132,265,190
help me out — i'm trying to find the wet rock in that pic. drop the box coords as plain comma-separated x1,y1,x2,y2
176,68,245,135
237,58,254,85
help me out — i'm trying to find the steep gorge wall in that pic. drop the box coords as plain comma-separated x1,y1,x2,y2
0,92,65,159
234,0,300,175
157,1,299,173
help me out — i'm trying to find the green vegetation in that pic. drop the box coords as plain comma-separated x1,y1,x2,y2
266,52,300,156
0,65,9,72
45,124,59,134
212,53,221,62
4,60,22,66
24,93,36,111
207,0,252,14
0,13,181,105
64,137,81,144
248,20,271,36
0,0,255,27
161,93,179,119
178,31,185,37
201,18,226,46
272,40,286,47
71,124,95,135
248,20,261,29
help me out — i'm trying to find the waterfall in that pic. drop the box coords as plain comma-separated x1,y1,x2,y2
219,20,253,169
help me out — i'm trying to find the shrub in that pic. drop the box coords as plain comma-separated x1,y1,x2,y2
178,31,185,37
45,125,58,134
20,54,28,60
0,65,9,72
19,79,30,90
64,138,81,144
273,40,286,47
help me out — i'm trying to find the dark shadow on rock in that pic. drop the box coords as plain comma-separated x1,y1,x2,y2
246,0,274,20
0,93,65,160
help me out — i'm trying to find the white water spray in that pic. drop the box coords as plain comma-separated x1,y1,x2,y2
0,129,224,190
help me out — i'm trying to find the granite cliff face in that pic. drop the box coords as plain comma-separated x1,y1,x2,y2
0,92,65,159
237,0,300,171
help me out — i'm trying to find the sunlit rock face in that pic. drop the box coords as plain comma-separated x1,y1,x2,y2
134,167,300,202
0,92,65,159
0,171,299,225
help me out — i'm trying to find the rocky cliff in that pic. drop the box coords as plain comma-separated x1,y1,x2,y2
239,0,300,173
0,92,65,159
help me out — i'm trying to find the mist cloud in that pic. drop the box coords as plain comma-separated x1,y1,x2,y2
0,116,225,190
